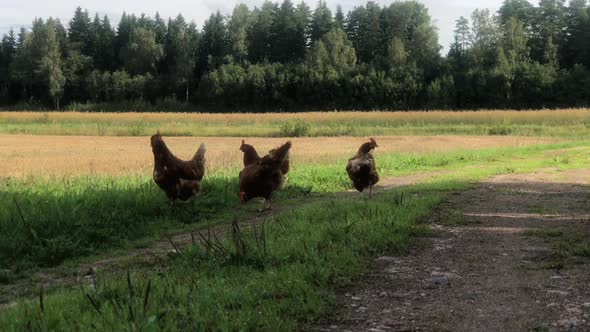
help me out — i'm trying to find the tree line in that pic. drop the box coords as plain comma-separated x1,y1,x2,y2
0,0,589,111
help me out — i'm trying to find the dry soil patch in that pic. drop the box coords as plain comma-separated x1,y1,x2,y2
317,169,590,331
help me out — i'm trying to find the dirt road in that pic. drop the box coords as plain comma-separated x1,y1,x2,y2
317,169,590,331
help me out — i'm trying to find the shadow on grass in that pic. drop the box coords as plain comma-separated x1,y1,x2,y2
0,175,239,271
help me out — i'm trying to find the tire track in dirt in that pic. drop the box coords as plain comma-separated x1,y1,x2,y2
316,169,590,331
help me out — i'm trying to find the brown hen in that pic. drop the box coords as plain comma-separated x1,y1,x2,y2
240,140,289,175
239,141,292,210
239,140,261,167
151,132,206,202
346,138,379,198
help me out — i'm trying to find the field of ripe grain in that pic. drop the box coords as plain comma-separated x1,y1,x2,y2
1,109,589,137
0,134,557,177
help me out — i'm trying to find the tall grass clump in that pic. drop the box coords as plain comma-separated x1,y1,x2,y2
278,119,311,137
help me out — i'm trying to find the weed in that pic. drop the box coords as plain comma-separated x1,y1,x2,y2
96,123,107,136
488,126,512,136
552,154,570,165
502,165,516,173
279,119,311,137
528,204,551,215
444,208,465,225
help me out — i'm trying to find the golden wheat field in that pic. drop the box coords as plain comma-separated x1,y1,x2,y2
3,109,590,124
0,134,557,177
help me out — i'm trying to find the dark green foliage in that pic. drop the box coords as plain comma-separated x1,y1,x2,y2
197,11,227,74
310,0,333,42
94,15,117,71
0,29,17,101
247,1,277,63
68,7,92,56
227,4,251,63
334,5,345,30
498,0,536,29
1,0,590,110
121,27,163,75
357,1,381,64
163,15,198,101
270,0,305,62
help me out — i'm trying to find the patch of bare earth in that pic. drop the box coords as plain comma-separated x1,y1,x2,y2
316,169,590,332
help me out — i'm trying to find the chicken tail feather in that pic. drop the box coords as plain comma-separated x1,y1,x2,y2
269,141,292,162
193,143,207,164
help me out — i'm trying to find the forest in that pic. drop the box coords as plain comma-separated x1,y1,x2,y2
0,0,589,111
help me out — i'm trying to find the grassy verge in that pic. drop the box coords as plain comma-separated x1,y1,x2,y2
1,110,589,137
0,184,441,330
1,144,589,330
1,141,587,273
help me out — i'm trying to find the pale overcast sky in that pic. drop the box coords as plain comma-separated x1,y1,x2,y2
0,0,539,54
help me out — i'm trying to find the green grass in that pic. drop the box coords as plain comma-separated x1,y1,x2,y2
1,148,586,330
1,142,589,330
3,121,587,138
2,110,590,137
0,187,441,331
1,141,587,273
526,229,590,259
